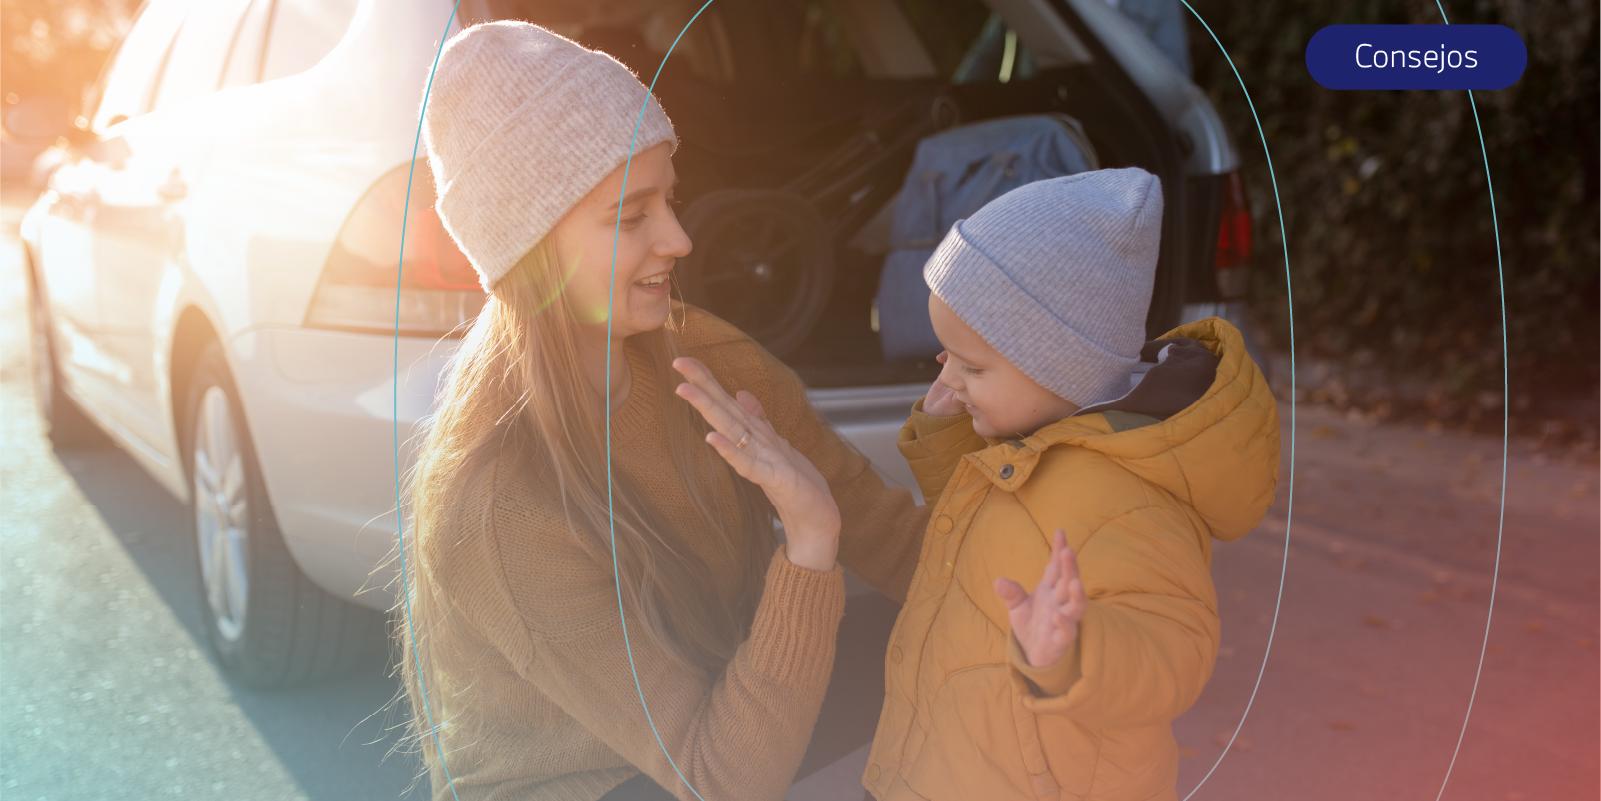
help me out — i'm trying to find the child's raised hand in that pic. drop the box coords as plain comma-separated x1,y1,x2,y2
994,530,1087,668
922,352,965,417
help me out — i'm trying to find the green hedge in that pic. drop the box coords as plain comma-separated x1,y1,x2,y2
1186,0,1598,431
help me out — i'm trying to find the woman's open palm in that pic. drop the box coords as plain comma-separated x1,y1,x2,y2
995,530,1088,668
672,357,841,569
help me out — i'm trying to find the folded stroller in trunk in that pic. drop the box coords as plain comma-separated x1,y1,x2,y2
875,114,1099,361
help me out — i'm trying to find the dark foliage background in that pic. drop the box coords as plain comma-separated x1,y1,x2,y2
1185,0,1598,448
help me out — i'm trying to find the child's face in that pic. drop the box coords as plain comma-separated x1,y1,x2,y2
929,295,1079,438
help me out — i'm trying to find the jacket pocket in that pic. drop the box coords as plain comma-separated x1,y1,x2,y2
1008,672,1062,800
1009,671,1101,801
902,665,1085,801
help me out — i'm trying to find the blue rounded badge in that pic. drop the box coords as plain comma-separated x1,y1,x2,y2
1306,25,1525,90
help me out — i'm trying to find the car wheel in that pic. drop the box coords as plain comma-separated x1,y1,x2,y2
185,342,382,688
677,189,834,357
26,269,101,446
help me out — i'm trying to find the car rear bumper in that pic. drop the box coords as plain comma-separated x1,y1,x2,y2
228,326,457,611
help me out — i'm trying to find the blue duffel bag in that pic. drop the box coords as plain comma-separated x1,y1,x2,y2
874,114,1098,361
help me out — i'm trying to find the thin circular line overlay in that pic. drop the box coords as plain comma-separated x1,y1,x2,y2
600,2,723,799
1174,2,1296,797
1175,2,1507,799
393,2,722,798
395,2,465,801
1427,6,1508,801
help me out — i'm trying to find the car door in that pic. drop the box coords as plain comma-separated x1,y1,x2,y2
90,0,254,448
35,1,185,415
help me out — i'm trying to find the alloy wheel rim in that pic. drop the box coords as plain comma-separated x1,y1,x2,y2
193,387,249,642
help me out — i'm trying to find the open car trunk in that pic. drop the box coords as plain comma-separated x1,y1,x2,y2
662,68,1180,389
464,0,1190,390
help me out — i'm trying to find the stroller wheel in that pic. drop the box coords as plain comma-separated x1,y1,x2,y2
676,189,835,358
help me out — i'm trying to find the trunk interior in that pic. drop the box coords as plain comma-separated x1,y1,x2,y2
660,65,1175,388
478,0,1184,388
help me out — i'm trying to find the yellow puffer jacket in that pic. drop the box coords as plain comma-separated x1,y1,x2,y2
864,318,1279,801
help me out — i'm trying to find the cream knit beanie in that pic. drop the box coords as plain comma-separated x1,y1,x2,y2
422,21,678,291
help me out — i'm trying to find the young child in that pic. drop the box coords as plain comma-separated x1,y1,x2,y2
863,168,1279,801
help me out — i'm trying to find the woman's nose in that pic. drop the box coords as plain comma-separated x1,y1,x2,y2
658,208,693,259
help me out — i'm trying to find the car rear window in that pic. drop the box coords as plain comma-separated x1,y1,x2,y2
151,0,255,112
259,0,359,82
90,0,185,130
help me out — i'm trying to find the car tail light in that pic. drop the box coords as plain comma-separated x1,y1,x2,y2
1213,170,1252,299
304,160,484,336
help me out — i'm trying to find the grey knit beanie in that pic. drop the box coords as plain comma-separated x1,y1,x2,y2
422,21,677,291
924,168,1163,407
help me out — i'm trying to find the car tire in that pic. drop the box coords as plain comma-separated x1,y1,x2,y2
677,189,834,357
26,267,102,447
184,342,382,688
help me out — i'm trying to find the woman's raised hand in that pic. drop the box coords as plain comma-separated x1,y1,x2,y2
672,357,841,571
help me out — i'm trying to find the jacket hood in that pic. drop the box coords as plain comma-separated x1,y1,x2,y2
969,317,1280,541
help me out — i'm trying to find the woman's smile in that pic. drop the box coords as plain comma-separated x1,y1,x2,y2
633,269,673,296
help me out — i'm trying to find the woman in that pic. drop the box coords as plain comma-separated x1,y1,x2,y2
397,21,947,801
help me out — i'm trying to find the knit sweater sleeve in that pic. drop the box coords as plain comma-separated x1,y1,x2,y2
476,464,846,801
698,336,930,604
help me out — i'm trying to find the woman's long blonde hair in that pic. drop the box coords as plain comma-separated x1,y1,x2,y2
393,238,774,759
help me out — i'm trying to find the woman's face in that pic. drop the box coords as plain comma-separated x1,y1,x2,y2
549,142,689,340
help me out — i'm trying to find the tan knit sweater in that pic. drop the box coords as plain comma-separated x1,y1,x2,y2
416,309,927,801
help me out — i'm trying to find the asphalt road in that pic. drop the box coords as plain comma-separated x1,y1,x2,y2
1,196,1596,801
0,208,429,799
